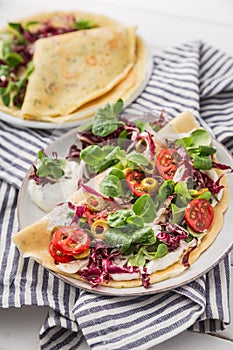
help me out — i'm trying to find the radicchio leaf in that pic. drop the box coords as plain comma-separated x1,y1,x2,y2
157,223,189,250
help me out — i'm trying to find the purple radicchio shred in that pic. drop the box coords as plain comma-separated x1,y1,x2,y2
176,147,193,181
77,123,127,149
200,171,225,195
181,240,198,267
141,267,150,288
80,182,109,199
147,132,156,158
149,109,171,130
67,202,86,224
212,161,233,172
65,144,81,160
80,243,144,287
157,223,189,250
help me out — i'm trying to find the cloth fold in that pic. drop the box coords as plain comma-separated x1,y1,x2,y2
0,40,233,350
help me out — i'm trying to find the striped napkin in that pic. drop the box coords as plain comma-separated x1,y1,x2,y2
0,40,233,350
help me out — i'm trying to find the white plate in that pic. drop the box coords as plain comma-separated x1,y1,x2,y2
17,127,233,296
0,39,153,130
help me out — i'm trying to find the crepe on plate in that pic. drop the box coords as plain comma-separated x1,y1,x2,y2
0,11,148,123
12,112,230,288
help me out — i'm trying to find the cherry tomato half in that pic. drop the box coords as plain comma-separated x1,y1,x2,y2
49,242,74,263
52,226,90,256
156,148,182,180
184,198,214,233
126,170,147,197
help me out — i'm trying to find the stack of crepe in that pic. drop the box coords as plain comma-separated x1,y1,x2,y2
0,11,148,123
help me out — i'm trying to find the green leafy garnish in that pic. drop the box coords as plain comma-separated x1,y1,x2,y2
133,194,157,223
156,180,175,204
127,248,146,267
104,229,132,253
176,129,216,170
143,243,169,260
74,19,97,30
131,226,156,245
192,154,213,170
80,144,148,174
127,243,168,267
107,209,132,228
36,150,66,179
127,152,148,167
92,99,124,137
99,174,123,197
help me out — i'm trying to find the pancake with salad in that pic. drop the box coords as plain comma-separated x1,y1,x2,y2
13,101,232,288
0,11,147,122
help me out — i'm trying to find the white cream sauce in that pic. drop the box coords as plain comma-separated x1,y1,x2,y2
57,259,88,274
28,160,79,212
110,240,197,281
146,240,195,274
110,272,141,281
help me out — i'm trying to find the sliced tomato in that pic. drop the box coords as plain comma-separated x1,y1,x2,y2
184,198,214,233
49,242,74,263
156,148,182,180
51,226,90,256
126,170,146,197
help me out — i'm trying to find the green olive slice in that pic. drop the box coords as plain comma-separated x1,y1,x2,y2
86,195,105,212
91,219,109,240
141,177,158,192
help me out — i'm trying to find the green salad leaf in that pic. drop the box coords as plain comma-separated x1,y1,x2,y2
92,99,124,137
99,174,123,197
36,150,66,179
133,194,157,223
176,128,216,170
104,229,132,253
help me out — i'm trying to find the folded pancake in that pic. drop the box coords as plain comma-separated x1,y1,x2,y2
12,112,230,288
36,35,148,123
20,25,136,119
1,11,149,122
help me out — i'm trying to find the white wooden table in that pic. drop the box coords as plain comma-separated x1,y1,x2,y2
0,1,233,349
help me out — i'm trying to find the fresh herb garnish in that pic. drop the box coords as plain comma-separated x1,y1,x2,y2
132,194,157,223
81,144,148,174
92,99,124,137
36,150,66,180
99,174,123,197
74,19,97,30
176,129,216,170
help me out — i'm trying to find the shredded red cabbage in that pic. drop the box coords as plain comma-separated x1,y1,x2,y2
181,240,198,267
80,243,147,287
80,182,109,199
212,161,233,172
67,202,86,224
157,223,189,250
200,171,225,195
65,145,81,160
176,147,193,181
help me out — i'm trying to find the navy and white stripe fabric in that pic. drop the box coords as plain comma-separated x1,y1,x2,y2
0,40,233,350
